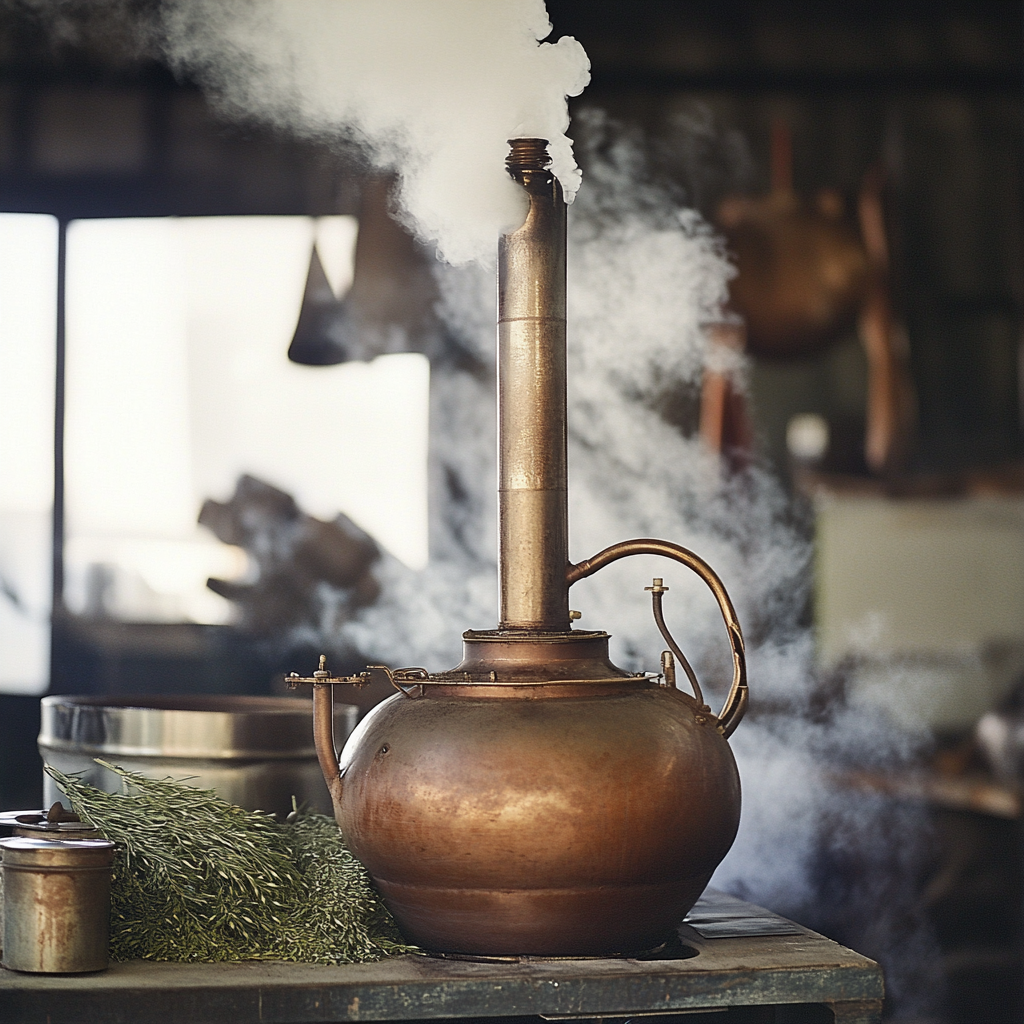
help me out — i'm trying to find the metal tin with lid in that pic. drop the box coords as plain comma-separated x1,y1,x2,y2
1,837,115,973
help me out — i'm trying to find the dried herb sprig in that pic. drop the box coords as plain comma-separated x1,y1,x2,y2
282,812,411,961
44,761,413,963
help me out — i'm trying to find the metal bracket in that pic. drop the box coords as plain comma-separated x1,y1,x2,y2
286,656,438,698
286,655,371,689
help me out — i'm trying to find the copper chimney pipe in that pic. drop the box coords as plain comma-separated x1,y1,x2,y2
498,139,569,630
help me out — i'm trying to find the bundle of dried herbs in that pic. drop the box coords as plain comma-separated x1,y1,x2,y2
44,761,414,963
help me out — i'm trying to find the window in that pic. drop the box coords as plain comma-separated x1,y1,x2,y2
59,216,429,627
0,214,58,694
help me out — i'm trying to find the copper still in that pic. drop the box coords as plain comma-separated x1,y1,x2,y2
291,139,749,956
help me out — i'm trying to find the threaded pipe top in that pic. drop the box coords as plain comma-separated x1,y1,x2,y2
506,138,551,174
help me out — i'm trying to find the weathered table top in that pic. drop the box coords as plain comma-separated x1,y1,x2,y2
0,890,883,1024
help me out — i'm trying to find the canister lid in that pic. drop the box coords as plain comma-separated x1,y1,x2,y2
0,836,115,868
0,810,102,838
14,821,102,837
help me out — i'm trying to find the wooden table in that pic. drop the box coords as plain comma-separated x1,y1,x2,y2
0,890,883,1024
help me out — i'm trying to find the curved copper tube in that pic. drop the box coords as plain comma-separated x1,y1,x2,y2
567,538,748,737
649,584,704,705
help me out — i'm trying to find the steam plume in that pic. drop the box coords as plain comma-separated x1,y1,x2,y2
161,0,590,264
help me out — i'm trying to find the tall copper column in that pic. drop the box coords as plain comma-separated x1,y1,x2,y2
497,139,570,631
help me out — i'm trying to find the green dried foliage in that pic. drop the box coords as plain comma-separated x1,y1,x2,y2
44,761,414,963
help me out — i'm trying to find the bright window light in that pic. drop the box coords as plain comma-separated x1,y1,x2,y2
64,216,429,625
0,213,58,694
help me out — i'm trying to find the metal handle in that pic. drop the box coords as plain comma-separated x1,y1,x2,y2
567,538,748,737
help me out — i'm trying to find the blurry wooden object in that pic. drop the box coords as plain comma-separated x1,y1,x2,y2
718,123,916,475
199,475,380,635
842,768,1022,820
856,164,917,475
0,892,885,1023
795,458,1024,499
699,317,754,470
288,176,437,365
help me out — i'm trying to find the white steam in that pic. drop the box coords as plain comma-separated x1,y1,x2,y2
161,0,590,263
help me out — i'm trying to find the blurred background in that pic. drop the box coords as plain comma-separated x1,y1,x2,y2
0,2,1020,1020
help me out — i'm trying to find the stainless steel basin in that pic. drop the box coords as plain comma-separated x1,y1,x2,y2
39,694,357,818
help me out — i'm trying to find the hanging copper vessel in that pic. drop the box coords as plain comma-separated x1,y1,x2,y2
290,139,748,957
717,123,917,475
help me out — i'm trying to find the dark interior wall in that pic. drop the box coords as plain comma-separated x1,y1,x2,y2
0,8,361,218
548,0,1024,473
0,696,41,808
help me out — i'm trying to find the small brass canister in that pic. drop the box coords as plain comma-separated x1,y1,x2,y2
1,837,115,973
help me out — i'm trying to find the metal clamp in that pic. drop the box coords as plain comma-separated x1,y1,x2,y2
287,657,435,699
286,655,371,689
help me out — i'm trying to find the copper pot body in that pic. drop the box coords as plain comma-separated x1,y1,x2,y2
335,635,740,956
